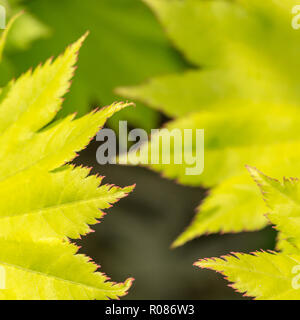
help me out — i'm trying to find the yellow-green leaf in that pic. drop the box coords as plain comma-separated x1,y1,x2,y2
120,0,300,246
0,239,133,300
249,167,300,253
0,165,134,241
196,251,300,300
0,33,134,299
197,168,300,299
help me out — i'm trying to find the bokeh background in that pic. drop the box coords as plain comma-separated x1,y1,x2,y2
1,0,277,299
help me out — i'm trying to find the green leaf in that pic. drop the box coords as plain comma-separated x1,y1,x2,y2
196,251,300,300
0,34,134,299
0,165,134,241
120,0,300,245
0,239,133,300
248,167,300,253
124,105,300,185
276,232,298,254
0,33,87,140
197,168,300,299
123,0,300,117
119,102,300,246
172,175,268,248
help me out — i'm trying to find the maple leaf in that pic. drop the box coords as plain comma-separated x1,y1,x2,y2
0,239,133,300
0,26,134,299
248,167,300,254
119,0,300,247
196,251,300,300
196,167,300,300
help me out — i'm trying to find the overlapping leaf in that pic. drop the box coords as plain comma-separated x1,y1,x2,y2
119,0,300,246
249,167,300,254
196,251,300,300
0,239,133,300
0,165,133,241
0,28,134,299
196,168,300,300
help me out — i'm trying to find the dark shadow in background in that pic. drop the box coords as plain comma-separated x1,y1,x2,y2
73,138,276,300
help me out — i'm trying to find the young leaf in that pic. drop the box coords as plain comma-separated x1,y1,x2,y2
0,239,133,300
0,34,134,299
172,175,267,248
0,32,88,140
197,168,300,299
0,165,133,241
196,251,300,300
120,0,300,246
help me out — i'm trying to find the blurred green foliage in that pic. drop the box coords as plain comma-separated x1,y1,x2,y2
120,0,300,247
0,0,50,84
2,0,186,130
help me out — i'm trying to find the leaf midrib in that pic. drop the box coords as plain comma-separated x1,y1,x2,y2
0,192,120,220
0,261,125,295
